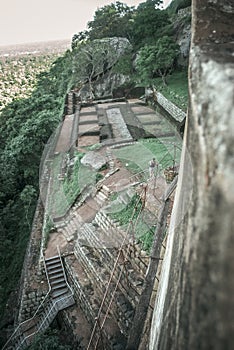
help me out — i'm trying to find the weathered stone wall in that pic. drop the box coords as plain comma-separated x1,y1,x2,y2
155,92,186,124
149,1,234,349
145,88,186,130
17,200,49,323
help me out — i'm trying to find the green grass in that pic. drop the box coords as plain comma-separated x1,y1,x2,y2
84,143,102,151
112,138,181,178
153,70,188,111
110,194,142,226
47,151,96,218
63,152,84,203
44,215,54,246
137,225,155,253
110,195,155,253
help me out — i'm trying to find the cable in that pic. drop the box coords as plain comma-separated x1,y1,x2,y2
92,188,148,349
87,187,146,349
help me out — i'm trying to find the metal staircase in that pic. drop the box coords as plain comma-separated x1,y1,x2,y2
3,252,75,350
45,256,70,299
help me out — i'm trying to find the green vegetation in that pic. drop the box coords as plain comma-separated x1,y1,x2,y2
131,1,171,48
71,0,190,107
135,36,179,86
47,151,97,218
140,138,181,167
27,329,71,350
135,221,155,253
0,54,61,111
87,1,135,42
0,0,190,345
112,138,180,178
152,70,188,110
0,49,73,331
110,194,155,253
63,152,84,202
44,215,55,247
110,194,142,225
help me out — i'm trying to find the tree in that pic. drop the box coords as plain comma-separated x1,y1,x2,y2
0,50,72,328
72,38,130,97
136,36,179,85
71,31,89,50
87,1,135,41
27,329,71,350
132,0,170,48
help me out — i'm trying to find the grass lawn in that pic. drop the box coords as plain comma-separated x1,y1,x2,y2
112,138,181,178
152,70,188,111
47,151,95,218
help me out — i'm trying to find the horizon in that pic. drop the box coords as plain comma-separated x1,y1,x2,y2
0,38,71,49
0,0,145,47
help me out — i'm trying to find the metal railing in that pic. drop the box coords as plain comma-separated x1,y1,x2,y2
3,252,75,350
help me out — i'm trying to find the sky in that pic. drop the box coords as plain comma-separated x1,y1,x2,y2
0,0,150,46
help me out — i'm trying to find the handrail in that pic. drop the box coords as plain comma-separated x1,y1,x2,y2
2,253,75,350
19,293,75,349
2,256,51,350
56,245,74,296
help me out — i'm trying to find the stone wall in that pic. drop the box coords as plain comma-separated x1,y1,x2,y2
149,1,234,349
17,200,49,323
145,87,187,128
155,92,186,124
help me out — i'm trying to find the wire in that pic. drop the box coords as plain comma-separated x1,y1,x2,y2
93,188,148,349
87,186,146,349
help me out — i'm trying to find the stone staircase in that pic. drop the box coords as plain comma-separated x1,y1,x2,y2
53,185,112,243
55,212,81,242
72,217,145,341
94,184,112,207
3,256,75,350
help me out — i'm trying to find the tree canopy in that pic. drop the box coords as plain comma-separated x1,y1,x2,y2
136,36,179,85
131,0,171,47
0,50,73,336
87,1,135,41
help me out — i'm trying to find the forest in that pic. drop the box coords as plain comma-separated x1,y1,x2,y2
0,0,191,347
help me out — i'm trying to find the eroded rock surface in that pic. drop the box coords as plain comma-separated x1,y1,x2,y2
150,1,234,349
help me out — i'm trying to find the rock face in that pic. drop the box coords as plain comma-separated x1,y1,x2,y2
174,7,192,66
81,151,107,171
149,1,234,350
76,37,131,101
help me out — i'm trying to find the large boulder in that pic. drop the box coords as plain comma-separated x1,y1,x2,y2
81,151,107,171
74,37,132,101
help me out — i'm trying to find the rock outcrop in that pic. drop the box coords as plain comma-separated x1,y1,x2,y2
73,37,131,101
149,1,234,349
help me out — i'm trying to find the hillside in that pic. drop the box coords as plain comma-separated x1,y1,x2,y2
0,40,70,111
0,39,70,58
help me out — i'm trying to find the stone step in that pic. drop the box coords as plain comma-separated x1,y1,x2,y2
95,191,108,206
49,272,64,281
